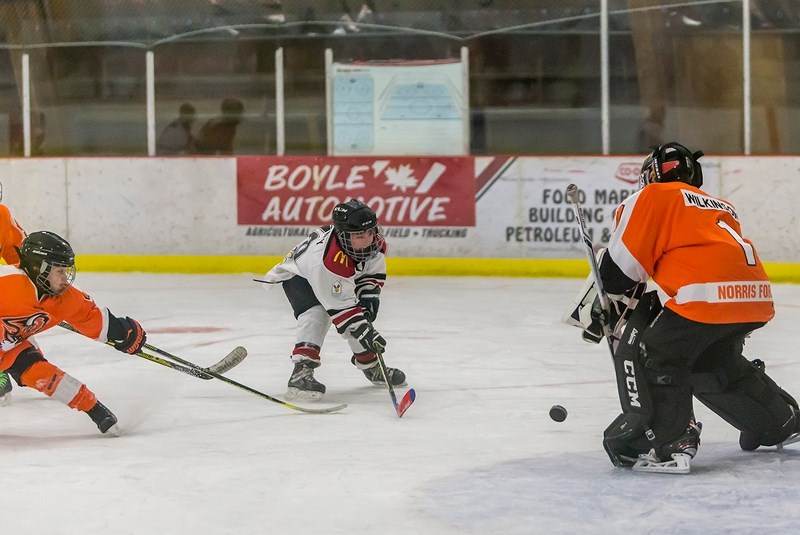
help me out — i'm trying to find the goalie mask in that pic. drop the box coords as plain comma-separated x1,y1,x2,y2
639,142,704,190
331,199,385,262
19,231,76,296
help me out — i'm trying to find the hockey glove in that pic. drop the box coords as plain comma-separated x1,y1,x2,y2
352,322,386,353
586,283,648,342
358,297,380,322
109,314,147,354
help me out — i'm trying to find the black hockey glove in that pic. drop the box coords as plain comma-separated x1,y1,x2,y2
108,314,147,354
352,322,386,353
358,297,380,322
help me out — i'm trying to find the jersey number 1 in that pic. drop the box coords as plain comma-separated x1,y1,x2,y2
717,220,756,266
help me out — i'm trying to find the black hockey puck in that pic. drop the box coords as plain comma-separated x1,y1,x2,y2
549,405,568,422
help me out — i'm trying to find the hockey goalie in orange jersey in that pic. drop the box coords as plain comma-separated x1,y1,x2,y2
581,142,800,473
0,231,147,435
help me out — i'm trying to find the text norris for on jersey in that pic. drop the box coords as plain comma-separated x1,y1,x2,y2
236,157,476,229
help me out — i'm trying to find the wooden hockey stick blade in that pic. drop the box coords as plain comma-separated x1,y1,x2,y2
205,346,247,374
143,343,248,379
396,388,416,418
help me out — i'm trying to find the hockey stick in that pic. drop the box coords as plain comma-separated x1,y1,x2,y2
567,185,675,472
143,343,247,376
565,183,616,359
60,322,345,414
59,322,246,379
374,344,415,418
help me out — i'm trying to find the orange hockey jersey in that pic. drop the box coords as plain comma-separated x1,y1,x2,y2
0,204,25,265
606,181,774,324
0,265,108,367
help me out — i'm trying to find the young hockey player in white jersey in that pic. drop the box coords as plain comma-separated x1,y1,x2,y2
263,199,405,400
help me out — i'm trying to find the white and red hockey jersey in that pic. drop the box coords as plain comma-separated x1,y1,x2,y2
264,226,386,333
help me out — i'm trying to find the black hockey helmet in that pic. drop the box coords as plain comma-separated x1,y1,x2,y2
639,142,704,189
18,231,76,296
331,199,384,262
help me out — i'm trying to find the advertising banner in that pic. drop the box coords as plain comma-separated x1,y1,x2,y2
238,156,474,240
471,156,722,258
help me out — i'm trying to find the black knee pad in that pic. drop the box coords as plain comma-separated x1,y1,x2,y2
6,346,46,386
693,358,797,444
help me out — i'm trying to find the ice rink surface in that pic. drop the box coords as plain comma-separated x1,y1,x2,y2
3,274,800,534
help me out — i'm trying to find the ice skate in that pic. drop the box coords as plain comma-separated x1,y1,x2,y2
0,371,12,406
633,420,701,474
286,360,326,401
359,362,407,387
87,400,121,437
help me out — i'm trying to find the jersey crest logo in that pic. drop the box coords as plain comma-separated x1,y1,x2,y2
332,281,342,294
333,251,349,267
1,312,51,350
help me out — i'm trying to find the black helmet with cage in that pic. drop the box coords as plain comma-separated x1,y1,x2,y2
331,199,384,262
18,231,76,296
639,142,705,190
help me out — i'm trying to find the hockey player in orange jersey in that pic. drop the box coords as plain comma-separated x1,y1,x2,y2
0,231,147,435
581,142,799,473
0,181,27,404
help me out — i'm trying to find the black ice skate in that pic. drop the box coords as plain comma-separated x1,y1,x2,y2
87,400,121,436
287,360,326,401
360,362,407,387
0,370,12,406
632,420,702,474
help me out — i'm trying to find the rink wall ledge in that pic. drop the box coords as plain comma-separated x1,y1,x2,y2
74,255,800,282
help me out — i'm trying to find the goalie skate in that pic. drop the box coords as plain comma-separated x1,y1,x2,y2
632,452,692,474
776,432,800,452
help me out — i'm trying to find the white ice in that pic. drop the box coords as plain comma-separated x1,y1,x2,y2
3,274,800,534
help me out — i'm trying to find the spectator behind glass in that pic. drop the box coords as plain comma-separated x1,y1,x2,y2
196,98,245,155
638,101,665,152
156,102,197,155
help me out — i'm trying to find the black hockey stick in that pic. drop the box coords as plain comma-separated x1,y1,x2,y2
60,322,345,414
59,322,246,379
143,343,247,376
135,345,347,414
565,184,617,359
373,343,415,418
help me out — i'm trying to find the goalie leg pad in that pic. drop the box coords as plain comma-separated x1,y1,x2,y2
692,356,799,448
603,412,652,466
611,290,662,416
616,304,698,461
